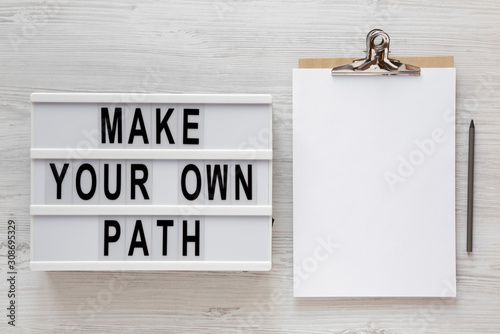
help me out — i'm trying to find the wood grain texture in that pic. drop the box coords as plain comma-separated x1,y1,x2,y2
1,0,500,333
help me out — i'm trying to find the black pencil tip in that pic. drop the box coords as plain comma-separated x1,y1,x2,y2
470,120,475,128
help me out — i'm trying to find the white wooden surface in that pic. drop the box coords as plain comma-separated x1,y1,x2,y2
1,0,499,333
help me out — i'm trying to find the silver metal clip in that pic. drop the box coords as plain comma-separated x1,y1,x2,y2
331,29,420,76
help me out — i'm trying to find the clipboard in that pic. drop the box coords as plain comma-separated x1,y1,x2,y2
299,56,453,70
292,29,456,297
299,29,453,71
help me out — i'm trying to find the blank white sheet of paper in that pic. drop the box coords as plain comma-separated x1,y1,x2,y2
293,68,456,297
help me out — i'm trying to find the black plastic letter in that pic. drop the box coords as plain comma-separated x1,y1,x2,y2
182,108,199,145
181,164,201,201
49,163,69,199
104,220,121,256
101,107,122,144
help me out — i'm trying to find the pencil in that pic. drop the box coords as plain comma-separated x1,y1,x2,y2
467,120,475,252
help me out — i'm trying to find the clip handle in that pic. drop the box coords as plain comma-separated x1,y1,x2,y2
331,29,420,76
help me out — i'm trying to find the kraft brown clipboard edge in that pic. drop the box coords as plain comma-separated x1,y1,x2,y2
299,56,454,69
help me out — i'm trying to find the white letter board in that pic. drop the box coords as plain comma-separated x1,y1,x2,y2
30,93,272,271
